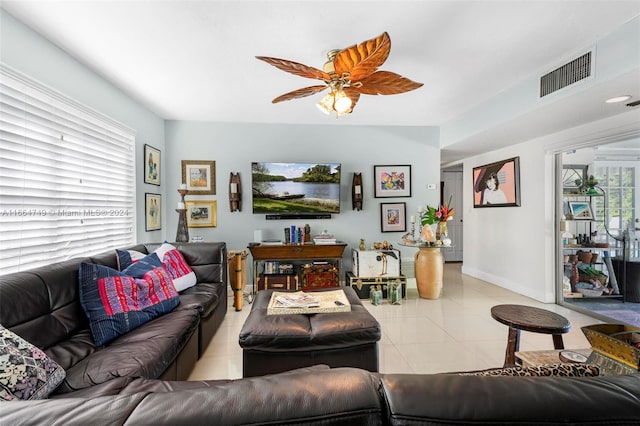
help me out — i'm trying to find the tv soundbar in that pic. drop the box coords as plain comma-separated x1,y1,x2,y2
266,214,332,220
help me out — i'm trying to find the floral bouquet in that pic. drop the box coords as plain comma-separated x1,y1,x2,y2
421,195,455,226
420,196,455,245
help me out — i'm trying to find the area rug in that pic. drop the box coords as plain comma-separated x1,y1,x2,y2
565,299,640,327
595,310,640,327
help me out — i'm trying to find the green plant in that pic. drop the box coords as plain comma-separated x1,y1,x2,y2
421,195,455,226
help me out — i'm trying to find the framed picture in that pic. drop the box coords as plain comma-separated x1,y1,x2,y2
145,193,161,231
374,165,411,198
472,157,521,208
380,202,406,232
562,164,588,194
182,160,216,194
568,201,594,220
143,144,161,186
186,200,217,228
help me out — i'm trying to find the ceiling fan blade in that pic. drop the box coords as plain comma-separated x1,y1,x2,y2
354,71,423,95
256,56,330,81
343,87,361,105
333,32,391,82
272,85,328,103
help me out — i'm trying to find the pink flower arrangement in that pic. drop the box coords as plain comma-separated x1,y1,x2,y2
421,196,455,226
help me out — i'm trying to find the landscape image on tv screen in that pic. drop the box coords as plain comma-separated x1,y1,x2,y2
252,162,341,214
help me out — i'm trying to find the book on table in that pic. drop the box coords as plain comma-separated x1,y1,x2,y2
267,289,350,315
313,235,337,245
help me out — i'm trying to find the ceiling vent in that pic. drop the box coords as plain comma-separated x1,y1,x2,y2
540,51,592,98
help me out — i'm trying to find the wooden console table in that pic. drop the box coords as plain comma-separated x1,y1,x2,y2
247,243,347,293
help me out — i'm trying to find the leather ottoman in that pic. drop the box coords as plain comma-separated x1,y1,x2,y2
239,286,381,377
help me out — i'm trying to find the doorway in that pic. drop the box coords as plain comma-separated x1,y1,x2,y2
557,141,640,326
441,166,463,262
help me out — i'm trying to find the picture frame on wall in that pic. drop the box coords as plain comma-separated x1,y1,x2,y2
562,164,588,194
181,160,216,194
374,165,411,198
472,157,521,208
185,200,217,228
145,193,161,231
380,202,406,232
143,144,161,186
568,201,594,220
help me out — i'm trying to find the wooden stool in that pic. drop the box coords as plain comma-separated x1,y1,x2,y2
491,304,571,367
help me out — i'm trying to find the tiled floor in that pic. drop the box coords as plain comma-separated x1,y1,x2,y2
188,263,602,380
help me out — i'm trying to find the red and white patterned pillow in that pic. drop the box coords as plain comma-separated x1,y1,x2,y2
79,263,180,346
153,244,197,292
117,244,197,292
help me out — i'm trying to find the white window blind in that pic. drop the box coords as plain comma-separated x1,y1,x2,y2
0,64,136,275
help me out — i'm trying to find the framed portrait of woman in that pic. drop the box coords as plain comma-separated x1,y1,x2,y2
472,157,521,208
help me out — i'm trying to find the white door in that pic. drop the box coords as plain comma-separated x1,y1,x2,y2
442,170,463,262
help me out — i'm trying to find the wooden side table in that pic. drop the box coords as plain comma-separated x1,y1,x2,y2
491,304,571,367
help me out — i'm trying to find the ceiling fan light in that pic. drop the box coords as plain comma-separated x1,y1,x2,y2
333,90,353,114
316,93,334,114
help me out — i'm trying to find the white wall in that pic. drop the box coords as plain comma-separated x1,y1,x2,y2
462,142,552,301
462,110,640,303
164,121,441,271
0,10,167,243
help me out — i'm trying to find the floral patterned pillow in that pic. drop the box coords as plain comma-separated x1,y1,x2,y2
0,325,66,400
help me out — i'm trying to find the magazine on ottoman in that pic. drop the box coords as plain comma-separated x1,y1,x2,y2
267,289,351,315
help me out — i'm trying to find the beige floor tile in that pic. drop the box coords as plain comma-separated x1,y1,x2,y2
377,316,455,345
190,263,606,380
188,354,243,380
378,343,414,374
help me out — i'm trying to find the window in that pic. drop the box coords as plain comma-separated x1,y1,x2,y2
593,162,638,257
0,65,136,275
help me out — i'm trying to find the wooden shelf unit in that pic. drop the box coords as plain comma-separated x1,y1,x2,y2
247,242,347,293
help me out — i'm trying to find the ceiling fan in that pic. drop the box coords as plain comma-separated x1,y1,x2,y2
256,32,423,117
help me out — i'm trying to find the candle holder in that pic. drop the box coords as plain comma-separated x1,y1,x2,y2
229,172,242,212
352,172,363,211
402,218,417,244
176,189,189,243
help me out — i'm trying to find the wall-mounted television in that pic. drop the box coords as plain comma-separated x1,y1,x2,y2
251,162,341,214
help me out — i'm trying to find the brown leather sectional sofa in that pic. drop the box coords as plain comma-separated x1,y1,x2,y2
0,242,227,394
2,365,640,425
